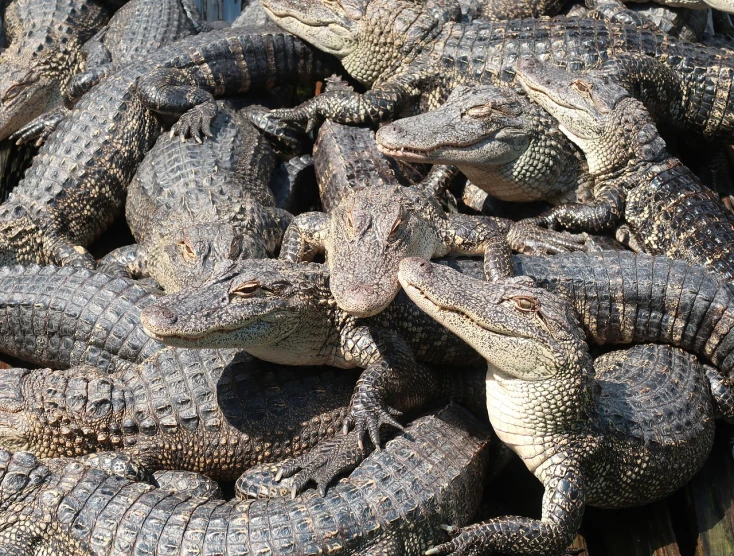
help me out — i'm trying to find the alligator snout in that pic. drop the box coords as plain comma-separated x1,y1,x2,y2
142,305,178,329
398,257,432,282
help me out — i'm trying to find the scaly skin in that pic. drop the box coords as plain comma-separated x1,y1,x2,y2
111,101,292,292
264,0,734,142
0,265,164,373
516,57,734,282
0,405,491,555
376,84,593,205
398,258,719,556
140,258,485,448
0,0,109,142
282,119,587,317
459,0,569,20
11,0,207,145
0,351,359,481
0,26,337,268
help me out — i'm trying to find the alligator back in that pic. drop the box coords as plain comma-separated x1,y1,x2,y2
515,251,734,376
7,26,336,252
0,265,163,371
0,405,490,555
315,120,426,212
127,101,277,242
416,16,734,140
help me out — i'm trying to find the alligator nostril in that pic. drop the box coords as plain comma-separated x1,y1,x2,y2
153,306,177,325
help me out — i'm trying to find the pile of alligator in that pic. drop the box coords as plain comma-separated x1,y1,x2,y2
4,0,734,552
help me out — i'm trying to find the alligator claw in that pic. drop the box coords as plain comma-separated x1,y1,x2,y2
10,109,67,146
275,429,369,497
170,101,217,143
508,221,588,255
424,523,486,556
347,391,404,450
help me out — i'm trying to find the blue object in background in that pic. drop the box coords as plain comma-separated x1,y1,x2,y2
194,0,243,22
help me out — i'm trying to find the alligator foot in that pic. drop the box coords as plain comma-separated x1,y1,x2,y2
9,107,69,146
344,361,405,450
508,221,589,255
275,428,369,497
170,100,218,143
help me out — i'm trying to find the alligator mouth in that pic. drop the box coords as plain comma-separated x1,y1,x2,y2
378,128,522,161
142,312,289,343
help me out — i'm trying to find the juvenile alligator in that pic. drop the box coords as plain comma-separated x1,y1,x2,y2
264,0,734,143
11,0,206,146
282,119,587,317
0,265,164,372
516,58,734,281
0,0,109,142
398,257,729,556
376,84,592,205
0,405,491,555
0,350,360,481
0,26,337,268
141,258,487,447
106,101,292,292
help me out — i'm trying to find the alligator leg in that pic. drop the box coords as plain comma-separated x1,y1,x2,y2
135,67,219,143
419,164,460,198
705,365,734,422
274,428,369,497
506,221,590,256
427,453,586,556
97,244,150,279
586,0,660,31
9,107,70,146
277,211,328,262
43,233,97,269
527,185,625,234
152,470,222,499
270,72,424,130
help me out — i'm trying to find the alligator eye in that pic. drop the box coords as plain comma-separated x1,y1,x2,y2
571,79,593,96
230,280,261,298
464,103,494,118
2,83,23,103
511,296,538,312
227,237,242,259
176,240,197,263
388,216,403,238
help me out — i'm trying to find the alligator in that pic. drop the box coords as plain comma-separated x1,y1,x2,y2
516,57,734,282
458,0,569,20
398,257,729,556
375,84,593,206
0,25,338,268
103,101,292,292
11,0,207,146
0,0,109,142
281,119,587,317
0,264,164,372
0,350,361,481
281,249,734,492
0,405,492,555
263,0,734,143
141,258,488,448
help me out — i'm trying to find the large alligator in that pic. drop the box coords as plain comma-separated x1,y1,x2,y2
264,0,734,143
0,0,109,142
104,101,292,292
280,119,586,317
0,350,360,481
141,258,487,448
11,0,207,146
398,257,730,556
0,405,492,555
375,84,592,205
0,25,337,268
516,57,734,282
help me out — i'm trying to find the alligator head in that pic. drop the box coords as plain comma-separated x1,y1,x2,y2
141,259,335,365
398,257,590,381
148,222,272,293
261,0,459,84
261,0,365,57
327,185,439,317
0,63,54,142
515,58,666,176
377,85,531,167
